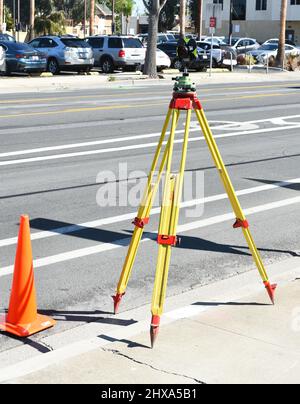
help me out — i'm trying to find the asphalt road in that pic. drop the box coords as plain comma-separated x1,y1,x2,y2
1,79,300,353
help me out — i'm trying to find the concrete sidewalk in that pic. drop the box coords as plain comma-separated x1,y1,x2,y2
5,257,300,385
1,69,300,94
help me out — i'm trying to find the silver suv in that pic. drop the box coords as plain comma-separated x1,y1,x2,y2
28,36,94,74
86,36,145,73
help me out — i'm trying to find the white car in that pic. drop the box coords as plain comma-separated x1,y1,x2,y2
0,45,5,73
156,48,171,71
250,43,300,64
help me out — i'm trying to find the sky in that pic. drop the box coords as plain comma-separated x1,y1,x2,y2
134,0,146,15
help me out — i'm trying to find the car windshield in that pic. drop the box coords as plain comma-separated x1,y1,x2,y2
224,37,240,46
61,38,90,48
123,38,143,48
0,34,15,42
5,42,35,51
259,44,278,51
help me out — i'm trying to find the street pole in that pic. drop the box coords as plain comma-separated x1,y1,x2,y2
90,0,95,36
229,0,233,46
180,0,186,38
17,0,20,42
112,0,115,34
0,0,3,33
198,0,203,40
83,0,87,38
29,0,35,41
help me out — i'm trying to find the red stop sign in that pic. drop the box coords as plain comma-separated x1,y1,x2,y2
210,17,216,28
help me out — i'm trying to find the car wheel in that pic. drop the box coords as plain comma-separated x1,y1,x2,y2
47,58,60,75
101,57,114,74
173,58,184,71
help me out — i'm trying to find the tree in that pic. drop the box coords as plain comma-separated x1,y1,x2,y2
4,5,14,31
90,0,95,35
35,10,66,35
179,0,186,37
29,0,35,40
159,0,178,32
143,0,167,78
0,0,3,33
119,0,134,35
276,0,287,68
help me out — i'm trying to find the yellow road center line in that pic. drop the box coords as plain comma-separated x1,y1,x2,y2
0,91,299,119
0,82,299,105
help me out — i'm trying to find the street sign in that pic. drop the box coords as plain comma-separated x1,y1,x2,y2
210,17,216,29
205,3,222,29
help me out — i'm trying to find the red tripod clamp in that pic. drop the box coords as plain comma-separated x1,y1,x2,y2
233,219,249,229
133,217,150,229
157,235,178,246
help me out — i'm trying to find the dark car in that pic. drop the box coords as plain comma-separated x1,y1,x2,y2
157,41,209,71
0,33,15,42
0,41,47,75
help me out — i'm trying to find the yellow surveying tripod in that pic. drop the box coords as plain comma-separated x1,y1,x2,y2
113,72,277,348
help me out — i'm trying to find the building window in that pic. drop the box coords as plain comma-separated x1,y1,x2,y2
213,0,224,9
256,0,267,10
291,0,300,5
233,0,247,20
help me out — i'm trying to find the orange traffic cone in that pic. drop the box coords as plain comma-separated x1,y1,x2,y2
0,215,55,337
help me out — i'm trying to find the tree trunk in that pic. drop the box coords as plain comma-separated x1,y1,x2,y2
143,12,159,78
29,0,35,41
0,0,3,33
197,0,203,40
180,0,186,37
276,0,287,67
90,0,95,36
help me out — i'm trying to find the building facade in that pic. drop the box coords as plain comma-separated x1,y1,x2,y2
202,0,300,43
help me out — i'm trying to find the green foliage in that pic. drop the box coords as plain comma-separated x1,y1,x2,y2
159,0,179,32
35,10,66,36
4,5,14,31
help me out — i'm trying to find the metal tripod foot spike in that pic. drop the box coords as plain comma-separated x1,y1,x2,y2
150,315,160,349
112,72,276,348
112,293,125,314
264,282,277,305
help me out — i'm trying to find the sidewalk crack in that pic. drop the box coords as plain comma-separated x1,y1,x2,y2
102,348,206,384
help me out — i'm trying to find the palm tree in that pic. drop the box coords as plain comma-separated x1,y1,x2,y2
0,0,3,33
29,0,36,40
276,0,287,67
180,0,186,37
119,0,134,35
35,11,66,36
90,0,95,36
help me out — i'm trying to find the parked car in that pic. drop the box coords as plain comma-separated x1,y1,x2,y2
249,43,300,64
197,41,237,68
263,38,297,47
0,44,5,73
223,37,260,54
0,33,15,42
158,41,209,71
86,36,145,73
137,33,176,46
0,40,46,75
86,35,170,73
28,36,94,74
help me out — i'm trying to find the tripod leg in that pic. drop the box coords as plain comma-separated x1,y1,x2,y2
113,109,178,314
151,109,191,347
195,108,277,304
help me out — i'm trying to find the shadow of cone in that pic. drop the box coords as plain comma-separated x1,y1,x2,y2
0,215,56,337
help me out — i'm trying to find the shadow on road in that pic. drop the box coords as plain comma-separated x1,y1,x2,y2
245,177,300,191
192,301,269,307
2,153,300,201
38,309,137,327
98,334,150,349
